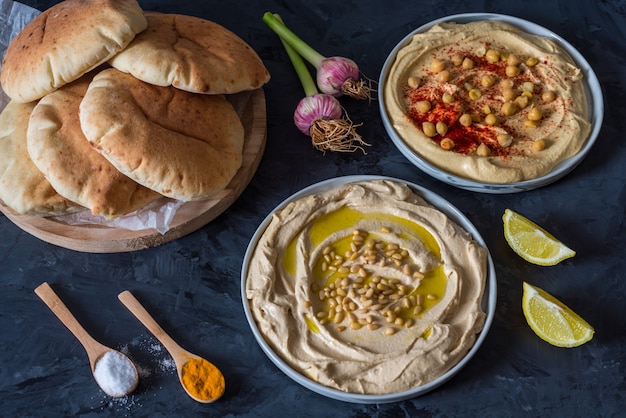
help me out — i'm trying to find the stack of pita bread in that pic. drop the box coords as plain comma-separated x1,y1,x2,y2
0,0,270,219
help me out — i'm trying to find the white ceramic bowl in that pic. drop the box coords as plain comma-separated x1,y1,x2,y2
379,13,604,193
241,175,497,403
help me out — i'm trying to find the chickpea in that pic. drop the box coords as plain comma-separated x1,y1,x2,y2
526,57,539,67
422,121,436,137
514,95,530,109
416,100,432,113
436,69,451,82
442,92,454,104
462,57,474,70
527,107,543,121
502,87,517,101
436,121,448,135
521,81,535,92
407,76,420,88
476,143,491,156
431,58,445,73
542,90,556,103
497,134,513,147
500,79,514,89
532,138,546,151
521,91,533,99
505,65,521,77
483,105,492,115
501,101,518,116
459,113,473,127
484,114,498,125
485,49,501,63
525,120,537,128
481,75,496,88
440,138,455,150
451,54,464,66
468,88,482,100
507,54,521,66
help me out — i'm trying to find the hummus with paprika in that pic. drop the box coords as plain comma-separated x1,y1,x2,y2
245,180,487,394
384,20,591,183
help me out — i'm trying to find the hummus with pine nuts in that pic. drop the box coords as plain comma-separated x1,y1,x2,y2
245,180,487,394
383,20,591,183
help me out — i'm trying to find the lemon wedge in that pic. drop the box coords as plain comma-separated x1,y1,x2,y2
503,208,576,266
522,282,594,348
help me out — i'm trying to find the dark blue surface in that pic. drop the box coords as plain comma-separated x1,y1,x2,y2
1,0,624,416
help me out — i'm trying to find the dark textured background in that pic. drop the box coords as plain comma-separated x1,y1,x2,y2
1,0,624,416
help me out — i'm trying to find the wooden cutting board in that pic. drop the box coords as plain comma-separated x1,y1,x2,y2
0,89,266,253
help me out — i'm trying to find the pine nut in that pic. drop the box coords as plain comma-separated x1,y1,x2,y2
385,327,396,336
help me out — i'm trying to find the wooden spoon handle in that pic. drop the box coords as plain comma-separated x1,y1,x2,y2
34,282,104,366
118,290,185,359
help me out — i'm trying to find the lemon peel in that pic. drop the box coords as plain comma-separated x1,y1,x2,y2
522,282,594,348
503,208,575,266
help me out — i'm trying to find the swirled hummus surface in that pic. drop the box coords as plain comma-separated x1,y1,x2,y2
384,20,591,183
245,180,487,394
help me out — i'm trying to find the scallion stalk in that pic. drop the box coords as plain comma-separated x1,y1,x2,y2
263,12,374,100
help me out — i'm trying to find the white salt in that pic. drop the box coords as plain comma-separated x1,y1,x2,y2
93,351,137,397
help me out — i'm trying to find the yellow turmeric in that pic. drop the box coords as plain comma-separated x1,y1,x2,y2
181,357,225,402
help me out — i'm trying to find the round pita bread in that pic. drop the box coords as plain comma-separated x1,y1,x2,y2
79,68,245,201
1,0,147,103
27,71,162,219
108,12,270,94
0,101,83,216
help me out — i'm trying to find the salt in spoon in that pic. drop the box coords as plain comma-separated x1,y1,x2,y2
34,282,139,397
118,290,225,403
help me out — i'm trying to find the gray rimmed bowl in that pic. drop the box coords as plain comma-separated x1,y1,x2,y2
241,175,497,403
378,13,603,193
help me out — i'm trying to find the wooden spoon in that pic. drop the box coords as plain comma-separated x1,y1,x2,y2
34,282,138,397
118,290,225,403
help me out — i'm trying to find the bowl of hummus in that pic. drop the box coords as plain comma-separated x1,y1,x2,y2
242,175,496,403
379,14,603,193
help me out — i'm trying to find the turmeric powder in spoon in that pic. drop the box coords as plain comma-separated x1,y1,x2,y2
118,290,225,403
181,357,225,402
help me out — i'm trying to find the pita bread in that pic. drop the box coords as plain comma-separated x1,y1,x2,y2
26,71,162,219
0,101,83,216
1,0,147,103
79,68,244,201
108,12,270,94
